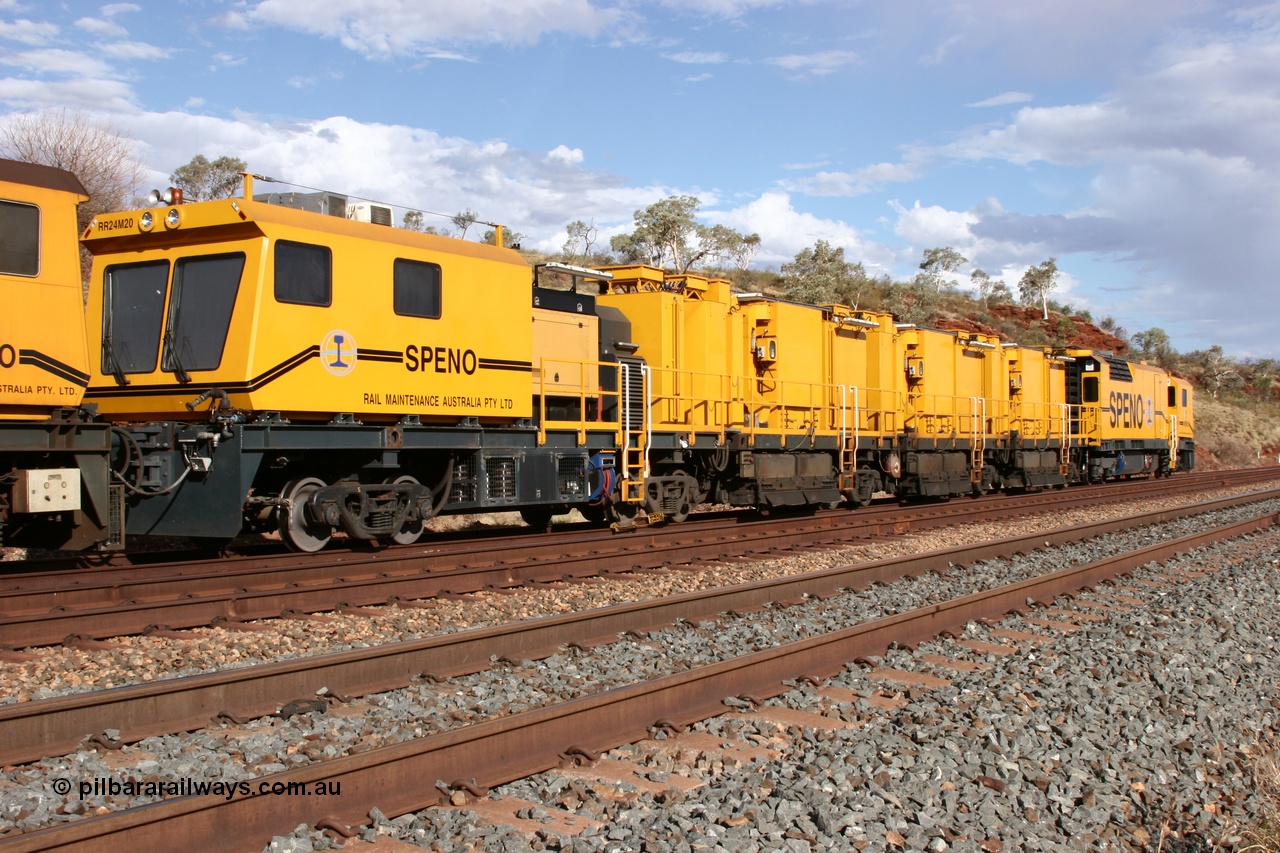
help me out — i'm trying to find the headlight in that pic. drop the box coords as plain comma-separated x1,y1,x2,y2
164,207,181,229
140,211,154,231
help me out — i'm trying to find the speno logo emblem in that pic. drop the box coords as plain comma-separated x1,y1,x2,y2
321,330,357,376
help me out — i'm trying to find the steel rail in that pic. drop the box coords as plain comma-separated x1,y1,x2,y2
2,508,1271,853
11,468,1277,601
6,467,1275,592
1,487,1274,769
3,471,1276,649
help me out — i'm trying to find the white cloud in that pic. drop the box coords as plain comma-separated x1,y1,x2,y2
2,0,1273,357
116,112,646,251
112,110,886,266
75,16,128,38
769,12,1280,352
245,0,628,55
0,77,139,112
663,51,727,64
967,91,1033,108
656,0,811,15
208,11,251,30
781,159,830,171
888,198,1097,303
710,189,892,269
918,33,963,67
209,53,247,70
877,34,1280,351
794,161,925,197
547,145,584,165
891,199,979,250
0,19,59,45
100,41,174,61
880,0,1213,78
947,40,1280,250
0,48,114,78
764,50,858,78
75,5,140,38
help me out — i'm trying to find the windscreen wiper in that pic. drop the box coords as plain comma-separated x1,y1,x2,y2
163,328,192,383
103,334,130,387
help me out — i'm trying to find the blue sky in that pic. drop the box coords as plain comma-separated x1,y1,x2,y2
3,1,1279,359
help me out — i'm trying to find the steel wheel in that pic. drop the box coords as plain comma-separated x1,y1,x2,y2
610,502,640,530
387,475,425,545
580,502,609,524
520,507,555,531
667,501,691,523
278,477,331,553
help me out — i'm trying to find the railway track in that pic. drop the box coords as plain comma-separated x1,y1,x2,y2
0,492,1273,851
9,467,1273,577
0,486,1272,769
2,468,1276,649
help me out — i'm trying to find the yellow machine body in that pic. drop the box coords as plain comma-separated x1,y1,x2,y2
738,295,843,436
1168,375,1195,439
0,159,116,550
597,268,902,448
1003,345,1069,445
0,160,91,419
596,265,743,435
898,327,1008,445
1069,351,1178,444
532,305,599,396
1067,349,1194,475
81,178,534,423
826,308,901,439
0,160,1203,553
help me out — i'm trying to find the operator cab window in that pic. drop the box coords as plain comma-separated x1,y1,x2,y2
0,199,39,277
102,260,169,376
162,253,245,376
274,240,331,306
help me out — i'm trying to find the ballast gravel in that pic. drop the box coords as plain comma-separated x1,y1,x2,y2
0,485,1271,704
282,525,1280,852
0,494,1277,850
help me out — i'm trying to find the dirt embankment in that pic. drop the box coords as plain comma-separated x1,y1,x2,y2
1194,399,1280,470
936,305,1130,353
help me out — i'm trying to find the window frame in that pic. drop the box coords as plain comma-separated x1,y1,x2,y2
162,252,246,375
274,239,332,307
393,257,443,319
101,259,171,376
0,198,40,277
1082,375,1100,404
